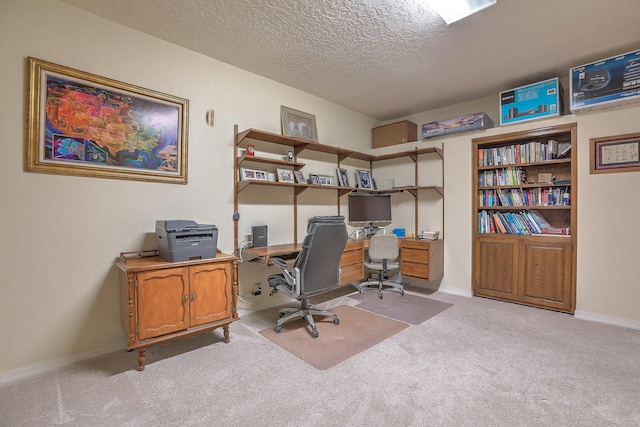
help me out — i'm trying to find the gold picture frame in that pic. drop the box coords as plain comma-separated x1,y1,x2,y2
27,57,189,184
280,106,318,142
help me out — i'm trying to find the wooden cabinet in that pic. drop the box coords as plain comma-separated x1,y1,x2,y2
372,120,417,148
340,239,364,285
400,238,444,282
472,123,577,313
116,253,238,370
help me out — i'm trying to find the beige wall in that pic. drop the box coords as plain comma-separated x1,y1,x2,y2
1,0,639,380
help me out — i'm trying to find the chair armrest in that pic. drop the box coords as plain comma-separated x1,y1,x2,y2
269,257,289,270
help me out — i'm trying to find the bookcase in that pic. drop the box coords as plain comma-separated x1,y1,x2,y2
472,123,577,313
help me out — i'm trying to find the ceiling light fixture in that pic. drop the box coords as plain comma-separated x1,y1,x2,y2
428,0,497,25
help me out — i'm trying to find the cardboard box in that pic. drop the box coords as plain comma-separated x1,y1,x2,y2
570,48,640,113
422,112,493,139
372,120,417,148
500,78,562,126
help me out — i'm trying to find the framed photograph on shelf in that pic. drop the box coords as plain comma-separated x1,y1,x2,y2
280,106,318,142
318,174,334,186
308,174,320,185
336,168,350,187
240,167,268,181
357,170,372,189
294,170,306,184
26,57,188,184
590,132,640,174
276,168,295,183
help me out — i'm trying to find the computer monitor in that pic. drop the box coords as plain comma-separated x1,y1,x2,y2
347,194,392,226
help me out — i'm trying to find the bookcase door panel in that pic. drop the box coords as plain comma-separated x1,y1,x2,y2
473,238,518,300
519,241,573,311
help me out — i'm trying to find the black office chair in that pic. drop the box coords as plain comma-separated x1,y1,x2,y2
360,233,404,299
267,216,348,337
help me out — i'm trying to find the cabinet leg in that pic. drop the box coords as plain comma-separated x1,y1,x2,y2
223,325,230,343
137,348,146,371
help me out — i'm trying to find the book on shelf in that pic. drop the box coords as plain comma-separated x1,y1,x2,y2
541,227,571,235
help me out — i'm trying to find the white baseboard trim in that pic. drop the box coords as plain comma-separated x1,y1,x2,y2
436,286,473,298
574,310,640,331
0,341,125,387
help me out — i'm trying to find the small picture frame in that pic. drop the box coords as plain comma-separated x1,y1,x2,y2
246,144,255,157
294,170,306,184
286,150,294,162
308,174,320,185
357,170,372,189
336,168,350,187
318,174,334,186
280,106,319,142
240,167,268,181
276,168,295,183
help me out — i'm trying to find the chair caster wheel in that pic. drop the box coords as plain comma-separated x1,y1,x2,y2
400,289,405,296
378,292,383,299
333,317,340,325
312,329,319,338
275,326,282,333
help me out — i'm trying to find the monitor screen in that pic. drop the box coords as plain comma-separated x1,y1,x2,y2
347,194,392,224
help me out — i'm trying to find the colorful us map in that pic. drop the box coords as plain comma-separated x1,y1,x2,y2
45,75,180,172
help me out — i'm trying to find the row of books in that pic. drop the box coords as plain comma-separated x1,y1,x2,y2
478,139,570,167
479,187,571,207
477,209,570,235
478,167,526,187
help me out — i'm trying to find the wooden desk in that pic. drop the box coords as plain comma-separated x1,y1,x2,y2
343,237,444,284
240,237,444,286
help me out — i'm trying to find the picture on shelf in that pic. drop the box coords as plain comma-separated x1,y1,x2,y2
357,170,372,189
318,174,334,186
280,106,318,142
240,166,268,181
276,168,295,183
294,170,306,184
308,174,320,184
336,168,350,187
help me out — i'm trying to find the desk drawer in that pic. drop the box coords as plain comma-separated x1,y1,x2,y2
401,262,430,280
341,263,364,284
341,249,363,266
402,247,429,263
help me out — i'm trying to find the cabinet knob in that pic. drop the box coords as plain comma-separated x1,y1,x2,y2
183,295,189,301
191,293,197,300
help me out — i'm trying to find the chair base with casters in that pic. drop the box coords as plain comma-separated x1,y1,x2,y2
270,288,339,337
358,267,405,299
266,215,348,337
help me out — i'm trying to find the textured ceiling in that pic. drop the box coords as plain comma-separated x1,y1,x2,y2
60,0,640,121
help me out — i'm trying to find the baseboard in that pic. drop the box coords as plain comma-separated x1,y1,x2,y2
0,341,125,387
574,310,640,331
436,286,473,298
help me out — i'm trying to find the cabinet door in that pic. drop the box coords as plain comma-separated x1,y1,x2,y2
519,240,573,311
137,267,189,340
473,238,518,301
189,263,232,327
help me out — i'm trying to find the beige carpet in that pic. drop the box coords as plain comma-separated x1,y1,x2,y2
349,290,453,324
259,305,408,370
